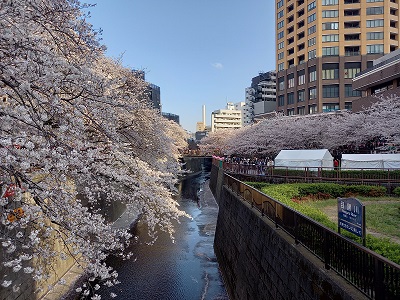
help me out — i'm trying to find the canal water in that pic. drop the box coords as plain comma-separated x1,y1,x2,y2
97,159,228,300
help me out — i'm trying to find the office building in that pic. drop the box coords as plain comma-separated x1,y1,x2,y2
275,0,399,116
244,71,277,125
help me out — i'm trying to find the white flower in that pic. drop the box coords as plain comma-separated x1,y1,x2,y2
2,240,11,247
75,287,82,292
91,295,101,300
23,267,34,274
16,232,23,238
1,280,12,288
110,293,117,298
13,265,22,272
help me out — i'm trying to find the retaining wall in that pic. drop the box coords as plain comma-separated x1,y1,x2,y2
211,165,366,300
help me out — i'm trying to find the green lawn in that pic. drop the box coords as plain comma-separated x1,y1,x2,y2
304,197,400,240
246,182,400,264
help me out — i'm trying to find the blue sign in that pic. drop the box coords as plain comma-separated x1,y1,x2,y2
337,197,365,238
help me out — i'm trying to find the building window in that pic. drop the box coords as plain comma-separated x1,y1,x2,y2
322,34,339,42
309,104,317,114
287,92,294,104
345,102,352,111
308,25,316,35
298,69,305,85
344,9,360,16
367,0,383,2
345,84,362,97
297,90,305,102
367,32,384,40
344,62,361,78
278,52,284,60
308,37,316,47
287,108,295,116
277,20,285,29
344,21,360,28
277,10,284,19
323,85,339,98
308,1,316,11
309,86,317,99
298,54,305,64
323,103,340,112
278,95,285,106
308,49,316,60
345,46,360,56
278,77,285,91
322,46,339,56
277,0,284,8
278,41,284,49
278,62,284,71
366,6,384,15
287,73,295,89
278,31,284,40
309,66,317,82
322,10,339,18
322,63,339,79
345,33,360,40
366,19,384,27
322,22,339,30
322,0,338,5
297,106,305,115
367,44,384,54
308,13,316,23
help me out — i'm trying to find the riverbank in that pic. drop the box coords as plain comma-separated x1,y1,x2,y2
40,209,141,300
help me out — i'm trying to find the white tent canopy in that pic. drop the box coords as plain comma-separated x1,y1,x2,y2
274,149,334,170
341,154,400,170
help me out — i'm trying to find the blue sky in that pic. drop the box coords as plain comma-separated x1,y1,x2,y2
85,0,276,133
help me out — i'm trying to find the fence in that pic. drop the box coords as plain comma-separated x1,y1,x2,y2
222,173,400,299
220,161,400,185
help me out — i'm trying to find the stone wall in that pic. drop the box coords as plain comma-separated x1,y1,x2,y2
211,165,365,300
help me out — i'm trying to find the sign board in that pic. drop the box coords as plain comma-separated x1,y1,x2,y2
337,197,365,244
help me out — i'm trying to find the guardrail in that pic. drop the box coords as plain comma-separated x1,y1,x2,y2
219,161,400,185
223,173,400,299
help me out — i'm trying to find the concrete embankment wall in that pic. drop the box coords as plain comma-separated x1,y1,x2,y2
210,165,365,300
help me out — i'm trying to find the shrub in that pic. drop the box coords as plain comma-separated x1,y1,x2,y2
297,183,386,198
393,186,400,197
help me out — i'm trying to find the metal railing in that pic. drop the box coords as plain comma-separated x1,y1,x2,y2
223,174,400,299
220,161,400,185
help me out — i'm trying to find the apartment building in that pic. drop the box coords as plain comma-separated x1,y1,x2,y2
275,0,399,116
211,102,242,133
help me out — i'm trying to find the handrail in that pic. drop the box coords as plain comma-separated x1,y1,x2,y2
223,173,400,299
219,161,400,185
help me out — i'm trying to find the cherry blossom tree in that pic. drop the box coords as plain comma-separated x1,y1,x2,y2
0,0,188,298
201,96,400,158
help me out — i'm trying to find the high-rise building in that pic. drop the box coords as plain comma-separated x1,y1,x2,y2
275,0,399,116
244,71,277,125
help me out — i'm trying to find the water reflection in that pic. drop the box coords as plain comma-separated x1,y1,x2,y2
98,159,228,300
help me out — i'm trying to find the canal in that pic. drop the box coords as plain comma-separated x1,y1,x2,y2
97,158,228,299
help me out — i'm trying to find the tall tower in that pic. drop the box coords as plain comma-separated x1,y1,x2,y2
202,105,206,127
275,0,399,116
